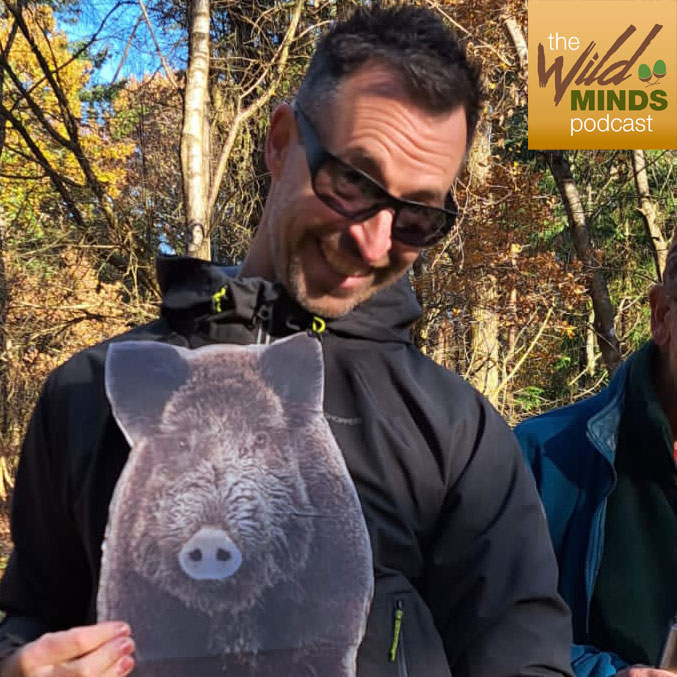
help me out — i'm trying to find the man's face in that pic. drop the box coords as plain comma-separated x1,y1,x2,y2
258,65,468,318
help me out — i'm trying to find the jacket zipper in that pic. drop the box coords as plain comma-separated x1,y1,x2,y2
389,599,408,677
255,306,272,345
256,308,326,345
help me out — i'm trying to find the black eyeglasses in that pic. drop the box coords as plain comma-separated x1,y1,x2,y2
294,105,458,248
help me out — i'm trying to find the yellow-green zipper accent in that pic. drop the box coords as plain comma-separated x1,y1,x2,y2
389,600,404,662
211,285,228,313
311,316,326,334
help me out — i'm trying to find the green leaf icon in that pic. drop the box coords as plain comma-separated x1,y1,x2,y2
653,59,666,79
638,63,652,81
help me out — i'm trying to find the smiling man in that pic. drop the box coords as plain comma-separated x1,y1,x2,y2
0,7,573,677
242,63,468,318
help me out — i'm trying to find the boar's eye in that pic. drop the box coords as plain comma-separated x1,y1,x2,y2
173,436,189,452
252,431,270,448
161,435,189,456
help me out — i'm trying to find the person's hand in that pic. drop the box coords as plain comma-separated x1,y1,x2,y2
616,667,677,676
0,621,135,677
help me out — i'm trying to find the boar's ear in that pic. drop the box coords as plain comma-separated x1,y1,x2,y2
105,341,190,445
259,334,324,410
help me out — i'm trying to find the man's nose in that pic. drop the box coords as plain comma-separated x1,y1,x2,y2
348,209,394,265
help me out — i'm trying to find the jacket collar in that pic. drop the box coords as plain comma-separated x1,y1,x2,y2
156,256,421,344
585,347,648,464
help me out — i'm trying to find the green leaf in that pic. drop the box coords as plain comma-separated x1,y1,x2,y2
653,59,666,78
638,63,652,81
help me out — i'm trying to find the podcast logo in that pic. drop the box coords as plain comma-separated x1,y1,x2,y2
528,0,676,150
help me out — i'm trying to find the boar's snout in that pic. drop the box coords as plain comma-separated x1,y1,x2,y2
178,527,242,580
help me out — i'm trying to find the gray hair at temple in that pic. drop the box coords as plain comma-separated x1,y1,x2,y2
295,5,484,152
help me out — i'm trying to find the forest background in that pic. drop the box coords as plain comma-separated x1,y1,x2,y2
0,0,674,529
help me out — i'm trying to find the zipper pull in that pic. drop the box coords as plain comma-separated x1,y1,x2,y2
211,285,228,314
255,305,272,344
389,600,404,662
310,316,326,336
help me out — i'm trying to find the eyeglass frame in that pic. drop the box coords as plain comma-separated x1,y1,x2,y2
292,103,459,248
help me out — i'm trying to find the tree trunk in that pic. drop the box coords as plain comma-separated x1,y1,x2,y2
507,243,519,360
470,274,500,404
503,15,528,71
0,210,9,438
631,149,668,281
546,151,621,375
432,324,447,368
585,304,596,377
182,0,211,261
0,25,13,443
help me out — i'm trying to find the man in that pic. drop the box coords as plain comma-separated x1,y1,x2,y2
0,7,573,677
516,236,677,677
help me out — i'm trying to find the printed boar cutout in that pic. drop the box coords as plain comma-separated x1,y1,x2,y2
98,335,373,677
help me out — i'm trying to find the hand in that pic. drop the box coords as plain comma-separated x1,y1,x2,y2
616,667,677,676
0,622,135,677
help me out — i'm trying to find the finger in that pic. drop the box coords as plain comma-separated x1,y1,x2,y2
101,655,136,677
69,636,135,677
20,622,130,670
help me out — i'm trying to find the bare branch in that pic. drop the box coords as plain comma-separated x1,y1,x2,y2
0,98,87,232
425,0,513,67
490,307,553,399
0,58,77,153
545,150,621,374
631,149,668,281
0,17,19,155
136,0,180,90
113,14,144,84
207,0,305,220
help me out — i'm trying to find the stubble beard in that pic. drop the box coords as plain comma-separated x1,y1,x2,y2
267,203,405,319
287,250,406,319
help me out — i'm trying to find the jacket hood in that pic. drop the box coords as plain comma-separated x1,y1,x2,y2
156,256,421,344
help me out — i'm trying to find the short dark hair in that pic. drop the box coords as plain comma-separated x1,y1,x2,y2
296,5,483,149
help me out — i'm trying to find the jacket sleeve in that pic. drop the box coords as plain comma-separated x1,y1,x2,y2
422,399,574,677
0,373,92,652
515,431,629,677
571,644,628,677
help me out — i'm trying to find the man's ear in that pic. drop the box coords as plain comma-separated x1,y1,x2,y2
649,283,671,346
265,103,296,179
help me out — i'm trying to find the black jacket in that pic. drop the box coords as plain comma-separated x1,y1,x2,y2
0,257,573,676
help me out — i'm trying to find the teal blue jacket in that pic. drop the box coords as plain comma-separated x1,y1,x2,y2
515,361,633,677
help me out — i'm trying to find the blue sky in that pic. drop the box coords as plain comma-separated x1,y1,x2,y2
58,1,184,83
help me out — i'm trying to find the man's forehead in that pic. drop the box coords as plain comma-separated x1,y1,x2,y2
338,62,410,99
319,63,464,128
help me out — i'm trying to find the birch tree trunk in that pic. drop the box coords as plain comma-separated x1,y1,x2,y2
546,151,622,375
585,305,596,376
182,0,211,261
503,15,527,71
631,149,668,281
471,274,501,404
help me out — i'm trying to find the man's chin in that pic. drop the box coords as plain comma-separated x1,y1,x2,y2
296,292,364,319
289,279,373,319
286,261,402,318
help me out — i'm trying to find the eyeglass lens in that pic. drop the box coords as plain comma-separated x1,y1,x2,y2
296,106,455,247
312,158,451,246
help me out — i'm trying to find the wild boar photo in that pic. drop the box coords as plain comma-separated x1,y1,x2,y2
98,334,373,677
